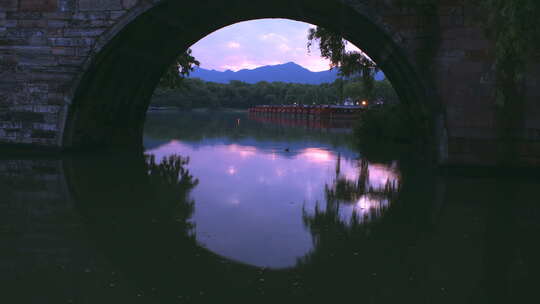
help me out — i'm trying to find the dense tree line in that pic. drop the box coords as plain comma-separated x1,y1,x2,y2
151,78,398,109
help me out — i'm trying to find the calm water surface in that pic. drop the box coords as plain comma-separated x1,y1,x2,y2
145,112,399,268
1,110,539,303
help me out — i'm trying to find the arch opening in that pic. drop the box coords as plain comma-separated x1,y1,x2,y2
64,0,430,150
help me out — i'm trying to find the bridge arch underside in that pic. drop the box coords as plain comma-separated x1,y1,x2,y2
64,0,430,150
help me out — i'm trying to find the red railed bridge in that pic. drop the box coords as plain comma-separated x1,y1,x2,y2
1,0,540,167
248,105,364,119
248,111,356,130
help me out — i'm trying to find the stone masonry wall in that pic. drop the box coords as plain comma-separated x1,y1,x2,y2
0,0,139,147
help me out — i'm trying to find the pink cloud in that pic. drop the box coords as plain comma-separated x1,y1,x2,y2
226,41,241,49
190,19,363,72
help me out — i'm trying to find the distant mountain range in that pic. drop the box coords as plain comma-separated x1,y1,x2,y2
188,62,384,85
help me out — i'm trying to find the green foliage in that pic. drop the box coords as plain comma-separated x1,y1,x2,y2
373,79,400,104
153,79,313,109
479,0,540,107
152,78,388,109
151,77,398,109
343,79,399,103
158,49,200,89
306,10,438,148
343,81,364,100
307,27,346,68
353,102,428,145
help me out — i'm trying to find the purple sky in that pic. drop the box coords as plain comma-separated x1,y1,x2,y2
190,19,361,72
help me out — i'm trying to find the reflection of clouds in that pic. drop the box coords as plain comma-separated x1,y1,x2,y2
240,150,254,158
337,162,400,192
337,161,400,192
339,195,390,224
343,169,358,181
355,195,389,213
147,140,185,163
326,159,400,224
354,195,390,223
275,167,286,177
227,144,257,158
144,136,401,268
305,182,313,200
299,148,333,163
368,163,400,189
228,198,241,205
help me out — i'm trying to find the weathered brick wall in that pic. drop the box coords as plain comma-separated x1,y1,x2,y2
0,0,539,166
0,0,138,147
354,0,540,166
431,3,502,165
372,1,503,165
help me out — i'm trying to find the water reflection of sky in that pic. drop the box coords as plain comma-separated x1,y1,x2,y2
146,138,399,269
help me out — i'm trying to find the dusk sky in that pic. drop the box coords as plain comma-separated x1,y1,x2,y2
190,18,361,72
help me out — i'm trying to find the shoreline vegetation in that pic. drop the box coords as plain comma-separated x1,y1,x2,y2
151,77,399,110
148,106,248,113
150,78,427,148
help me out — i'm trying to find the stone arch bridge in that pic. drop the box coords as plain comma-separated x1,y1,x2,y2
1,0,539,167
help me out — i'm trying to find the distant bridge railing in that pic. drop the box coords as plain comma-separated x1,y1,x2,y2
248,105,368,118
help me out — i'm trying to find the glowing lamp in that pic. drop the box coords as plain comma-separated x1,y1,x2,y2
361,100,368,106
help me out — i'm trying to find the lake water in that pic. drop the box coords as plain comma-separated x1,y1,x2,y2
145,111,401,269
1,110,539,303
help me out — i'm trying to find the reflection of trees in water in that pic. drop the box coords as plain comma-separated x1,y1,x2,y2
68,153,536,303
144,111,354,149
67,153,451,302
336,155,399,200
306,156,400,229
144,154,199,236
300,157,400,267
294,158,409,303
70,154,211,301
